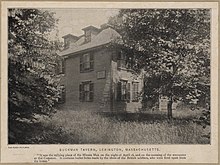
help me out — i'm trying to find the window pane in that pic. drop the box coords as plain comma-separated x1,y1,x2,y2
80,53,93,71
85,92,90,101
89,83,94,91
80,82,94,102
90,53,94,60
84,62,90,69
84,83,90,91
120,80,128,101
84,54,90,62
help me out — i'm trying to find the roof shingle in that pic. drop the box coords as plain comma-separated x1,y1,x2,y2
58,27,121,57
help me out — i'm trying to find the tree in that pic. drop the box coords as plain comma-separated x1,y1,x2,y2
8,9,62,122
109,9,210,119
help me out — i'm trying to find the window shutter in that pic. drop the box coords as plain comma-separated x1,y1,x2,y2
127,83,131,101
117,82,122,101
132,83,136,101
79,83,83,101
61,59,65,74
80,63,83,72
89,82,94,101
80,56,83,72
90,53,94,70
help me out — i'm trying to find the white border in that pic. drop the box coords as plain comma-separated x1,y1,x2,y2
1,1,218,163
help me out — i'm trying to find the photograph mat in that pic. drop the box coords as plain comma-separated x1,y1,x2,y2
1,1,218,163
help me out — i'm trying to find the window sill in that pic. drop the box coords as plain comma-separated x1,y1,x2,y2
117,67,133,72
117,100,131,103
80,101,93,102
80,69,94,73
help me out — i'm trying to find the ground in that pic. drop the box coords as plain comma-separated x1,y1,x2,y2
9,106,210,144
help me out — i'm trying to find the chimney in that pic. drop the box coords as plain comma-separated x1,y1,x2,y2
82,26,100,43
62,34,79,49
100,23,113,30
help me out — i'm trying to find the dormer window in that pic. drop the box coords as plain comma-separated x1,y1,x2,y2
85,30,91,43
62,34,79,49
82,26,100,44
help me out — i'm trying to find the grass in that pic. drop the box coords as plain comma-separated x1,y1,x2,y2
9,106,210,144
36,108,210,144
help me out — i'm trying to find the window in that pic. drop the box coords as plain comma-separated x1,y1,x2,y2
58,85,66,103
117,80,131,101
97,70,106,79
57,59,65,74
85,30,91,43
80,53,94,72
132,82,139,101
117,50,132,69
117,50,126,68
79,81,94,102
64,39,70,48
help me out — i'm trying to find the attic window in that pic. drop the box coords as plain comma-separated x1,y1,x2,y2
64,40,70,48
85,30,91,43
57,58,65,74
62,34,79,49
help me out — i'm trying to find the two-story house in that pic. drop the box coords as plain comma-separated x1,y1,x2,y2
58,25,144,112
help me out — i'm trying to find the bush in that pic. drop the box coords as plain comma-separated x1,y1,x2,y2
8,58,59,121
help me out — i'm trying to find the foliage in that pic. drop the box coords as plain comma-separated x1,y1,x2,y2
8,9,62,122
142,74,160,109
8,58,60,120
108,9,210,120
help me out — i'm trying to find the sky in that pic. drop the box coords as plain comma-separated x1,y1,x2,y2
49,9,119,40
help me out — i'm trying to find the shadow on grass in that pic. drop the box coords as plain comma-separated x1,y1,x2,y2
9,110,209,144
8,119,80,144
98,111,189,123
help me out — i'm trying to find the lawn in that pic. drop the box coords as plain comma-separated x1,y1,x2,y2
33,108,209,144
9,107,210,144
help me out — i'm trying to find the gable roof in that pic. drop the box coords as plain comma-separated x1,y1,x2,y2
62,34,79,40
82,25,100,32
58,27,121,57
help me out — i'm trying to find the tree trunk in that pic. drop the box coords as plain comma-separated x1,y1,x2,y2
167,96,173,119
